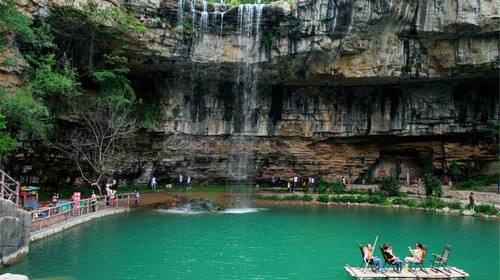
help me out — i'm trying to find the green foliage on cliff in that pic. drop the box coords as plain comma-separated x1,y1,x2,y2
0,1,145,161
27,54,81,97
209,0,278,7
0,88,50,138
0,113,16,153
0,0,36,48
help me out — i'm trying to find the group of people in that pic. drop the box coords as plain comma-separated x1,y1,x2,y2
363,242,426,273
105,179,118,206
150,174,193,190
270,175,349,192
271,175,317,192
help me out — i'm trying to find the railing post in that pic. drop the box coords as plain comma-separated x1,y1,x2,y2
1,171,4,200
15,182,19,205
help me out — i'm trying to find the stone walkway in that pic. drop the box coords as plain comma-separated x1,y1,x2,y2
31,208,130,242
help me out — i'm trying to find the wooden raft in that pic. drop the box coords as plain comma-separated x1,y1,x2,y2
344,265,469,279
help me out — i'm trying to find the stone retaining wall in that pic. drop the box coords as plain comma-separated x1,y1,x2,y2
0,199,30,267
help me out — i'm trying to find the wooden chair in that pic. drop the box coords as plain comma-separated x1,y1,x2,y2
431,245,452,272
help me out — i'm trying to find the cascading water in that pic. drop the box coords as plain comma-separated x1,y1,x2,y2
200,1,209,31
174,0,265,182
228,4,264,181
177,0,185,26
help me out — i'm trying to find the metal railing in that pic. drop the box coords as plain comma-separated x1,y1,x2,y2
0,169,20,205
31,193,135,233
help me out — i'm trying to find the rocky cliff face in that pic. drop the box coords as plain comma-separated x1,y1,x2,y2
6,0,499,184
0,199,30,267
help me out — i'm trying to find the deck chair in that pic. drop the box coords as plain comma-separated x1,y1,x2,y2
359,245,376,272
409,245,428,273
380,246,400,273
431,245,452,272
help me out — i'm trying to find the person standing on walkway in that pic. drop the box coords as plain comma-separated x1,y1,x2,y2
133,189,140,205
293,175,298,192
469,192,475,211
151,176,157,190
179,173,184,187
187,176,192,189
91,191,97,212
52,193,59,207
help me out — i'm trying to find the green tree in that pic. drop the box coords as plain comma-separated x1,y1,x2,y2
394,160,402,179
448,160,461,181
423,153,434,175
424,174,442,197
379,177,400,197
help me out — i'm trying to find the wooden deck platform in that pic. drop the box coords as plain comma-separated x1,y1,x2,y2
344,265,469,279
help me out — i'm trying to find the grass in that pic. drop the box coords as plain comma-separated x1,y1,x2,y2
454,175,498,190
475,204,498,215
418,197,447,209
302,195,313,202
391,197,417,207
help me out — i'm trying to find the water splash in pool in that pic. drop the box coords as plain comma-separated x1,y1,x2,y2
223,208,267,214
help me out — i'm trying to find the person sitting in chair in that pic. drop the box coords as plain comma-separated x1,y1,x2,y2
405,242,425,265
382,244,404,273
363,244,383,273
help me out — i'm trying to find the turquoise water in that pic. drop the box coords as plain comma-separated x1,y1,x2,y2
4,206,499,279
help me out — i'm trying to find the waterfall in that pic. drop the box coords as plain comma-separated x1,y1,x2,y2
177,0,185,26
200,1,209,31
235,4,264,134
219,11,225,36
190,0,196,31
229,4,264,181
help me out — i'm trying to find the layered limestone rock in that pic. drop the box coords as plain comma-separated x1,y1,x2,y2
5,0,499,184
0,199,31,267
19,0,499,84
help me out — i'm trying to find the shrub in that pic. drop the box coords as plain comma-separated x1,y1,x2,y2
367,194,386,204
317,194,330,203
262,195,281,201
424,174,442,197
454,175,498,190
392,197,417,207
330,180,344,194
446,200,462,210
302,195,313,202
419,197,447,209
475,204,498,215
282,195,300,201
379,177,400,197
317,183,330,194
448,160,461,181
